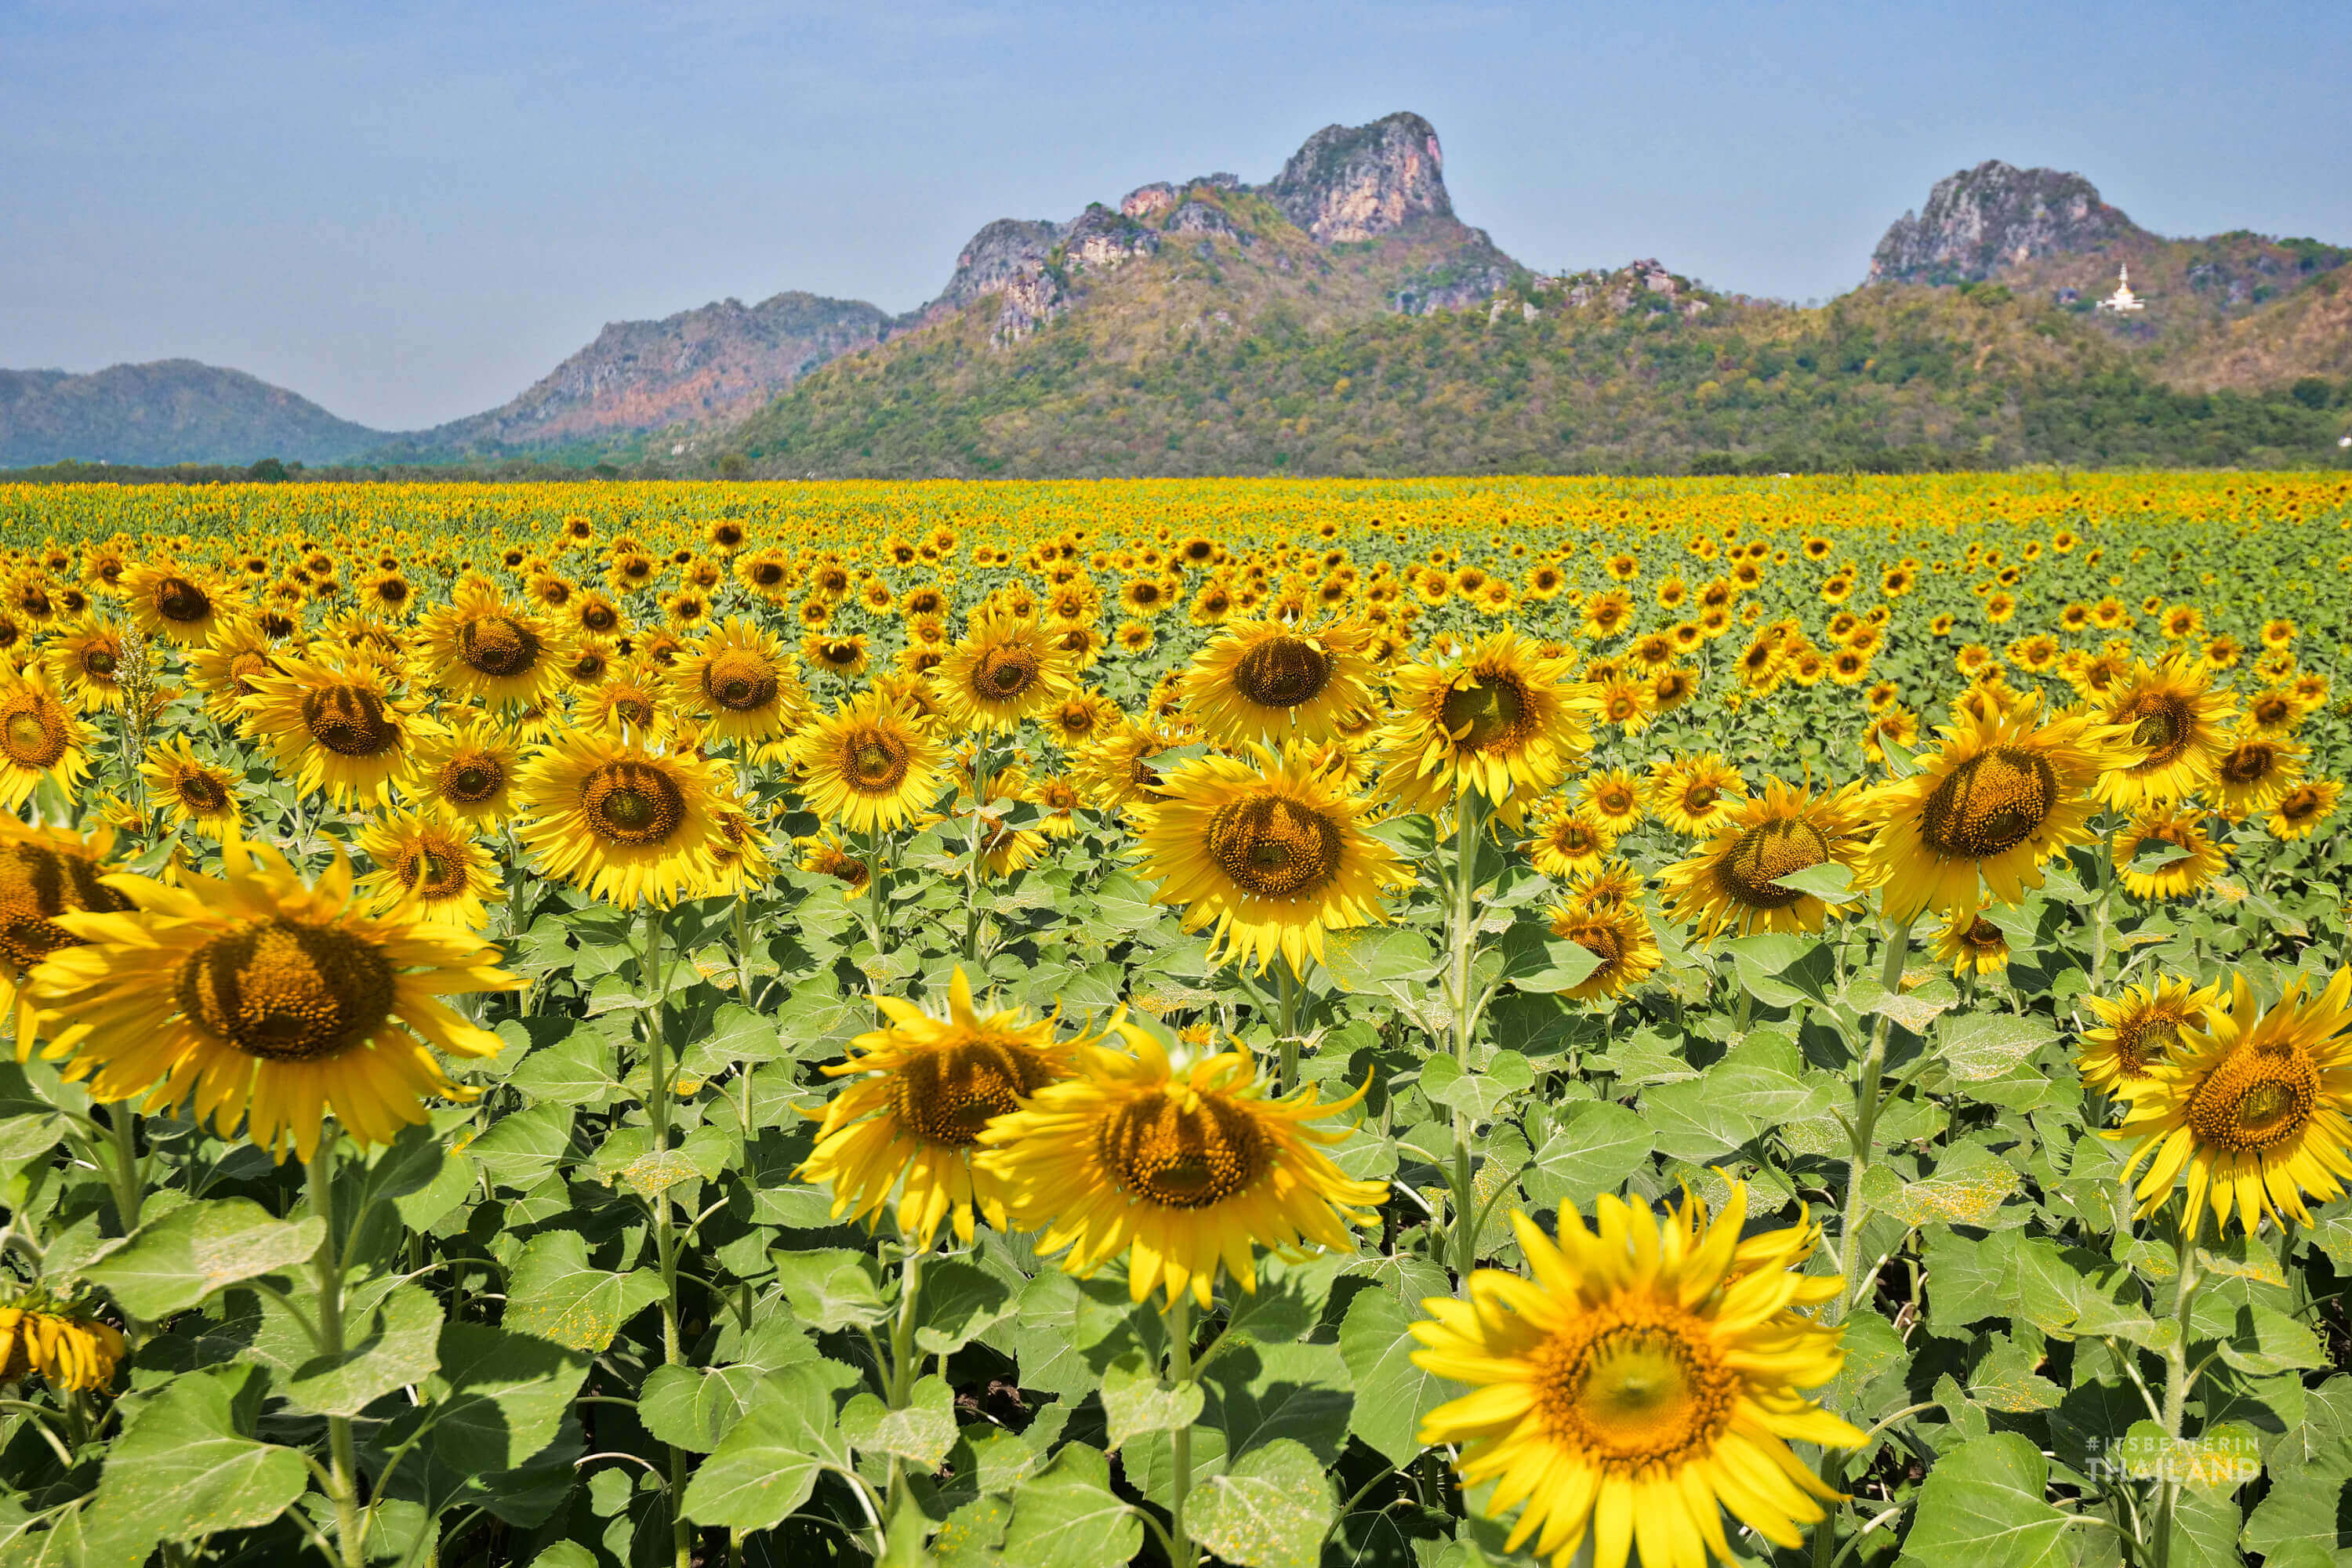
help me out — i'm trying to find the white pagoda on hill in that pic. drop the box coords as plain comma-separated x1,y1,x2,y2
2095,263,2144,313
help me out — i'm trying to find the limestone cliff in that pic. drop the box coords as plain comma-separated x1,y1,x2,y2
1258,111,1455,243
1870,161,2147,284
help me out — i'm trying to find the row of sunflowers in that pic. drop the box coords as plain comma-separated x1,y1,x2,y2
1,472,2349,1568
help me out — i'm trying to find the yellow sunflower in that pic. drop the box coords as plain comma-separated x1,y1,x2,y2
1859,693,2131,924
119,563,234,645
2118,968,2352,1235
1411,1183,1861,1568
798,968,1080,1248
357,809,503,930
0,1296,127,1392
789,691,949,836
795,830,873,900
1649,754,1748,837
0,667,94,810
2078,976,2220,1099
514,730,724,908
1525,799,1617,878
1176,615,1379,746
1544,899,1661,1001
187,615,284,720
703,804,779,898
404,713,521,823
239,654,432,808
671,615,808,745
415,579,573,708
1376,629,1597,827
1931,910,2010,977
40,618,132,713
31,840,514,1162
1578,768,1646,832
2113,804,2230,901
1659,777,1871,939
2096,653,2238,808
1070,721,1185,812
2267,779,2341,840
2209,731,2304,818
0,818,132,1057
977,1028,1386,1307
141,734,244,840
1131,746,1411,975
932,608,1076,734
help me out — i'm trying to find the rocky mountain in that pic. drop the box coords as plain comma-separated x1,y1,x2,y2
371,291,894,462
1263,111,1454,243
1869,160,2148,285
0,360,386,468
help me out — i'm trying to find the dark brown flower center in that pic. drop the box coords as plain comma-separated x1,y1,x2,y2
1919,746,2058,860
155,576,211,623
705,651,779,711
1232,635,1332,709
459,615,541,678
1715,819,1831,909
1098,1089,1270,1209
300,685,400,758
1439,672,1530,752
176,918,397,1062
580,760,687,845
1207,793,1343,898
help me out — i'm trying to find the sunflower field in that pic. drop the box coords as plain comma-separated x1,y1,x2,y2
1,473,2350,1568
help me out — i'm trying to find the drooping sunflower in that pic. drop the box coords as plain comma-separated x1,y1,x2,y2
789,691,949,837
416,579,573,708
30,840,514,1162
977,1028,1386,1307
2117,968,2352,1236
239,655,433,808
1932,910,2010,977
1132,746,1411,975
1859,693,2132,924
141,734,244,840
1544,898,1661,1001
514,729,724,908
2113,804,2230,900
932,608,1077,734
1376,630,1597,827
1410,1183,1862,1568
798,967,1078,1248
1176,616,1379,746
356,809,503,930
1649,754,1748,837
2078,976,2220,1099
2268,779,2342,841
0,667,94,810
0,1295,127,1392
794,830,872,900
404,713,521,824
702,803,779,898
0,818,132,1057
119,563,234,645
1659,777,1871,939
671,615,808,745
1070,720,1185,812
2096,653,2238,809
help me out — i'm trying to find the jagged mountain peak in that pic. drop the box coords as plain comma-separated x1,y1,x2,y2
1261,111,1454,244
1871,159,2147,285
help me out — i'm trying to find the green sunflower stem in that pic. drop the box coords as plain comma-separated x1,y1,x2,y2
1832,913,1914,1324
2152,1209,2205,1568
1447,793,1488,1292
963,738,993,964
637,903,693,1568
100,1104,142,1236
2091,818,2118,991
1164,1289,1197,1568
1276,957,1301,1095
305,1131,366,1568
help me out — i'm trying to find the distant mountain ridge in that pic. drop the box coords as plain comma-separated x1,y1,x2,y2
6,121,2350,473
0,360,386,467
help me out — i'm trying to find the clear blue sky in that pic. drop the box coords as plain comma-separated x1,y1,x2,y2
5,0,2345,430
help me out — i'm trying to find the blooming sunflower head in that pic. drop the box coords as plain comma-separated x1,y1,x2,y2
932,609,1076,733
2267,779,2342,841
1649,753,1748,837
238,653,432,808
1659,777,1871,940
2078,975,2219,1099
2112,803,2230,901
798,967,1079,1249
2209,731,2304,818
0,817,132,1058
2096,653,2238,808
0,667,94,811
1932,909,2010,978
120,563,234,645
140,734,243,840
514,729,725,908
416,580,573,707
1375,630,1596,827
1131,746,1412,975
357,808,503,930
2118,968,2352,1236
405,713,521,824
31,840,514,1162
671,615,808,743
1410,1181,1861,1568
1525,799,1617,879
788,691,949,837
0,1293,127,1392
976,1026,1386,1307
1859,693,2132,924
1544,898,1661,1002
1176,616,1379,746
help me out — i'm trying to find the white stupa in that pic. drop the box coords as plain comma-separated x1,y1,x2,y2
2096,264,2144,313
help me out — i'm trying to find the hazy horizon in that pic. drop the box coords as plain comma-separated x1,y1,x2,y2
6,0,2347,430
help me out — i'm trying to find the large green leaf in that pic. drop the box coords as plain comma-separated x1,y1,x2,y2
423,1321,592,1474
996,1444,1142,1568
1337,1285,1455,1468
1186,1438,1334,1568
500,1228,664,1351
82,1197,325,1319
1904,1432,2082,1568
89,1364,305,1547
679,1361,862,1531
281,1279,445,1417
